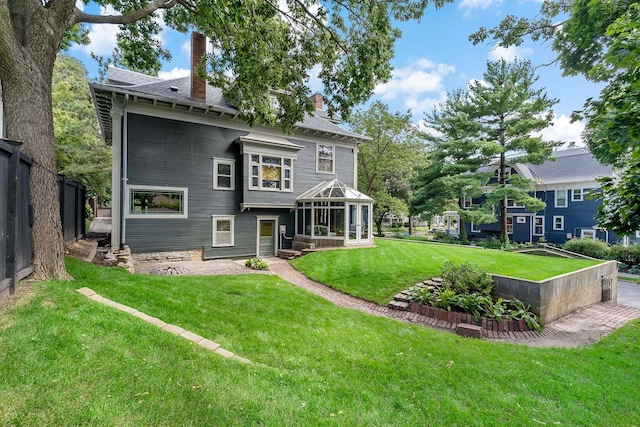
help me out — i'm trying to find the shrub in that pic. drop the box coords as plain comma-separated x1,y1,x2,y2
433,288,457,311
245,258,268,270
476,237,503,250
440,261,493,296
482,297,508,323
610,244,640,268
507,299,543,332
85,204,94,220
409,287,433,305
454,292,491,322
563,238,610,259
629,265,640,275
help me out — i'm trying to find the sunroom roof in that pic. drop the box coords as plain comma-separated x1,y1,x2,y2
297,179,373,202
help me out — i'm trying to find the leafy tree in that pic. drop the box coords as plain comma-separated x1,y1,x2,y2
0,0,451,279
470,0,640,235
410,90,495,242
413,60,559,244
53,54,111,203
348,101,427,235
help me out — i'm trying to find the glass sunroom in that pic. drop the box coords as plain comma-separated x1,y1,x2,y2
295,179,374,246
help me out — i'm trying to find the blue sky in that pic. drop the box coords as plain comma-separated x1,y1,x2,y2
72,0,601,145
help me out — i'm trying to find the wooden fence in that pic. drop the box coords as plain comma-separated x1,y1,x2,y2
1,139,86,306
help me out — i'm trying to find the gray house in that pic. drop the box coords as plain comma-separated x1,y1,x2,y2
90,35,373,259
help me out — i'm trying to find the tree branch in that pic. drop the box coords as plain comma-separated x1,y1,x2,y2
72,0,176,25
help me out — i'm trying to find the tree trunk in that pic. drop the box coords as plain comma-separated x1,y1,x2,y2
499,151,508,246
3,62,70,280
408,216,413,236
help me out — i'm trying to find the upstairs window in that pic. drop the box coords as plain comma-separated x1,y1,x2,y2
572,188,583,202
317,144,335,174
213,158,235,190
250,154,293,191
555,189,567,208
534,216,544,236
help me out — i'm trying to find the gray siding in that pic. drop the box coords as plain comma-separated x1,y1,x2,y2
124,113,353,255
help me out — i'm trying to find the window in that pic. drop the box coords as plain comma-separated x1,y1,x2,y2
636,231,640,238
516,216,526,224
471,222,481,233
553,215,564,231
463,195,472,209
212,215,234,247
581,229,596,240
127,185,187,218
506,217,513,234
317,144,334,174
250,154,292,191
506,198,524,208
534,216,544,236
213,158,235,190
572,188,583,201
555,189,567,208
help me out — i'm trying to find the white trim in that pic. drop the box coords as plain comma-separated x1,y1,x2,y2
256,216,279,256
212,215,235,247
553,215,564,231
506,216,513,234
533,216,544,236
125,185,188,219
470,221,481,233
316,143,335,174
636,231,640,239
212,157,235,190
110,104,124,249
463,195,472,209
581,229,596,240
572,188,584,202
555,189,568,208
516,216,526,224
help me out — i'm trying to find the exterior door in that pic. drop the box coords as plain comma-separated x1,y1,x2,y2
259,220,276,257
347,203,371,244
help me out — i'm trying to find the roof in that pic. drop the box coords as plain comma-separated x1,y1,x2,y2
527,147,614,184
297,178,373,202
90,67,369,145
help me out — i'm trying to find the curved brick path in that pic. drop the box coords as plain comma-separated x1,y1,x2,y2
269,260,640,345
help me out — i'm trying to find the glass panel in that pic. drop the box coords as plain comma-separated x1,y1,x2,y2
252,165,259,175
130,190,183,214
360,205,369,239
284,181,291,189
262,156,281,165
297,209,304,235
284,169,290,178
349,204,357,239
217,220,231,232
318,158,333,172
251,154,259,163
314,208,329,236
252,177,259,187
218,163,231,175
260,221,273,237
262,165,281,189
217,176,231,188
304,209,311,235
217,232,231,245
284,159,291,166
331,207,345,236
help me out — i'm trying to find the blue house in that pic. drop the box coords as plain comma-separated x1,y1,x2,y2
90,33,373,259
454,146,635,244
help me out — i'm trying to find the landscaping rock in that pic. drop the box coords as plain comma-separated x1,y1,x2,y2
456,324,483,338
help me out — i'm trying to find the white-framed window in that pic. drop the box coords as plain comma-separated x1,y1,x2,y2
572,188,583,202
494,168,511,179
534,216,544,236
250,154,293,191
506,216,513,234
463,195,472,209
317,144,335,174
471,222,481,233
213,158,235,190
506,198,524,208
555,189,567,208
581,229,596,240
126,185,188,219
212,215,235,247
516,216,526,224
553,215,564,231
636,231,640,238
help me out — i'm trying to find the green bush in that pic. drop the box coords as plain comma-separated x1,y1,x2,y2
476,237,503,250
245,258,268,270
440,261,493,296
610,244,640,268
563,238,610,259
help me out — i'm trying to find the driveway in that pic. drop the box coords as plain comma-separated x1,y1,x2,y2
618,280,640,308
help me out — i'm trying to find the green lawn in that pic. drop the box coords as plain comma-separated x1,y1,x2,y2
0,259,638,426
290,238,602,305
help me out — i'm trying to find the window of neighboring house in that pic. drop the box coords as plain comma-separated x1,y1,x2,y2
572,188,584,202
506,216,513,234
517,216,526,224
636,231,640,238
127,185,187,218
317,144,335,174
506,198,524,208
494,168,511,180
463,195,472,209
212,215,234,247
553,215,564,231
213,158,235,190
250,154,293,191
534,216,544,236
581,229,596,240
555,189,568,208
471,222,481,233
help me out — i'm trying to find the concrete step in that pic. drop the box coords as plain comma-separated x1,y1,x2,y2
277,249,302,260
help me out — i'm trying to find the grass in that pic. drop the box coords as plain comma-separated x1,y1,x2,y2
0,258,639,426
290,238,602,305
619,275,640,285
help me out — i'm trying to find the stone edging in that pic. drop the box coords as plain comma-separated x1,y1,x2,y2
75,287,250,364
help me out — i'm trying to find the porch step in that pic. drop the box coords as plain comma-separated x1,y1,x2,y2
292,241,316,251
277,249,303,260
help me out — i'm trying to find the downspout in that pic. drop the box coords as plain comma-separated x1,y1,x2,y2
120,94,129,249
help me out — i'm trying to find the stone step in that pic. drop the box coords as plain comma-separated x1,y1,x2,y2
388,300,409,311
277,249,302,260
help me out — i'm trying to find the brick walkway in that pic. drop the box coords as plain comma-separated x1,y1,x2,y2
269,261,640,345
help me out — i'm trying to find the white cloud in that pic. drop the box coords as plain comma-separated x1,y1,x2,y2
158,67,190,80
375,58,455,101
488,44,534,62
458,0,504,17
406,91,449,117
75,6,119,56
540,113,584,146
75,0,85,11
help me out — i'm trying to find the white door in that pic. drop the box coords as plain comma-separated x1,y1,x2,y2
259,220,276,256
347,203,371,244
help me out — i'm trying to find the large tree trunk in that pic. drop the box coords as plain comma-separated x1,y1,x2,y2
3,65,70,280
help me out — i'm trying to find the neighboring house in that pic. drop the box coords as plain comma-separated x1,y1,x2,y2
449,146,636,244
90,33,373,259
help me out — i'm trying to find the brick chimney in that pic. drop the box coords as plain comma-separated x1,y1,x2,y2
311,92,323,110
191,32,206,102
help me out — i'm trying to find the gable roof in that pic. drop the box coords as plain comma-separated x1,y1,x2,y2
90,67,369,145
527,147,614,184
